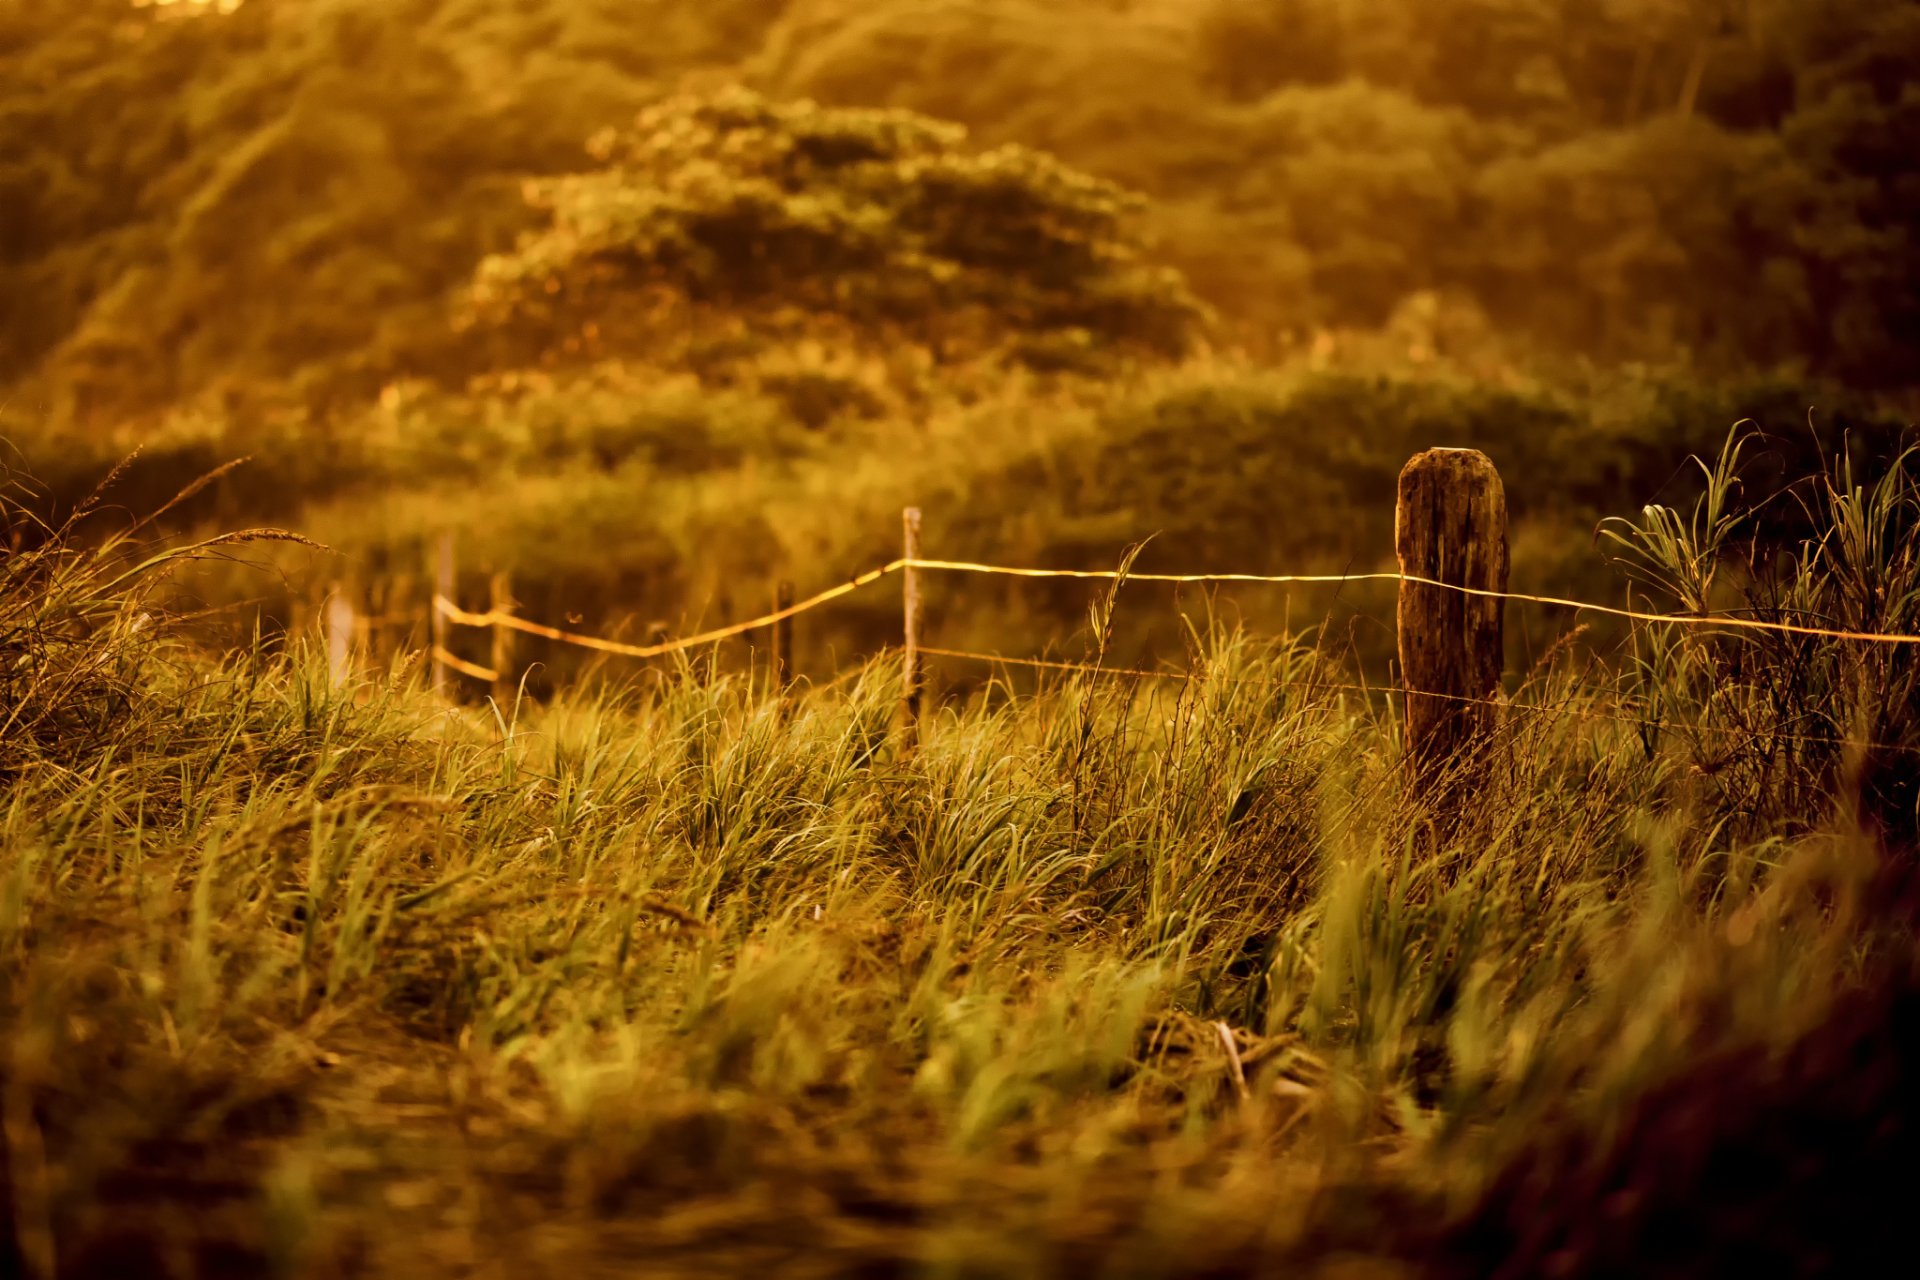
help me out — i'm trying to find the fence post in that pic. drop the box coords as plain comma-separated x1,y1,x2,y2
364,575,387,672
287,591,311,658
1395,448,1509,813
770,579,794,694
645,621,672,685
385,570,417,670
364,544,391,671
325,583,356,690
431,533,454,698
352,586,372,673
901,507,924,750
490,570,516,707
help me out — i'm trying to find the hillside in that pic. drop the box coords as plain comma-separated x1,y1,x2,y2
3,0,1916,430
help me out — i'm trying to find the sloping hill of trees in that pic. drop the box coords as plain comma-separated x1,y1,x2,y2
1,0,1915,432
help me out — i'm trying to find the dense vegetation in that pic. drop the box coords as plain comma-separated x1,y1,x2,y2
3,431,1918,1277
3,7,1919,1271
3,0,1916,427
14,361,1893,699
460,87,1209,380
0,1,1912,677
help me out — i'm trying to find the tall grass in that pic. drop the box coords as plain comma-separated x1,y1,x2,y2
1605,429,1920,850
1,436,1916,1277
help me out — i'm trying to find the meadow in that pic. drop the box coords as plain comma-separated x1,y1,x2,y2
3,429,1916,1278
5,4,1919,1274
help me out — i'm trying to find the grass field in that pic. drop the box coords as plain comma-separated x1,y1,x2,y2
8,10,1920,1273
4,434,1918,1278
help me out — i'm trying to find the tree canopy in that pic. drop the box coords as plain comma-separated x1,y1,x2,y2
461,88,1209,376
0,0,1915,428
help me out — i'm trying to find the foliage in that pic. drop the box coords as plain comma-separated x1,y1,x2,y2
1602,430,1920,848
2,0,1917,429
0,0,742,421
461,87,1210,377
758,0,1920,381
0,460,316,778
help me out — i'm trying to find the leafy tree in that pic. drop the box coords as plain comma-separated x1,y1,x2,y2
1775,1,1920,385
748,0,1220,206
0,0,780,422
461,87,1210,375
1467,117,1809,365
1193,0,1349,103
2,0,1918,425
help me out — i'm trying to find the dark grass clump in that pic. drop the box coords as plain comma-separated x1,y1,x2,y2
1417,951,1920,1280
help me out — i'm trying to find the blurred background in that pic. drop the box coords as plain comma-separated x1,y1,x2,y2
2,0,1915,689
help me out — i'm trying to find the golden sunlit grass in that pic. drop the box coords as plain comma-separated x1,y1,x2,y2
4,440,1917,1277
9,8,1915,1270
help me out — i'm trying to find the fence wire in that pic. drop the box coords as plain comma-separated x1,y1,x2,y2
916,644,1920,758
433,559,906,658
412,550,1920,757
430,645,498,684
434,556,1920,658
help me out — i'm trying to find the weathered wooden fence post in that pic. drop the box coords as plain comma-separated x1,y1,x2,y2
901,507,924,750
490,569,516,707
1396,448,1509,812
770,579,794,693
431,533,454,698
324,583,356,690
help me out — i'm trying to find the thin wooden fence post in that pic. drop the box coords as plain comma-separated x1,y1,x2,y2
287,591,311,658
490,569,516,707
352,588,372,673
901,507,924,750
647,621,672,686
431,533,454,698
770,579,794,693
1395,448,1509,814
386,570,417,670
365,546,391,671
325,583,356,690
364,576,386,672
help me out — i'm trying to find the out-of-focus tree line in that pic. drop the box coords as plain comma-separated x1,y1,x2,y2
1,0,1915,430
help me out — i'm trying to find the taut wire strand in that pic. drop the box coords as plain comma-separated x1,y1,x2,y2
915,645,1920,757
901,559,1920,646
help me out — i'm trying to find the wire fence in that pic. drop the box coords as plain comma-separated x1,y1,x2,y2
429,555,1920,667
433,559,907,661
381,543,1920,757
913,644,1920,758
